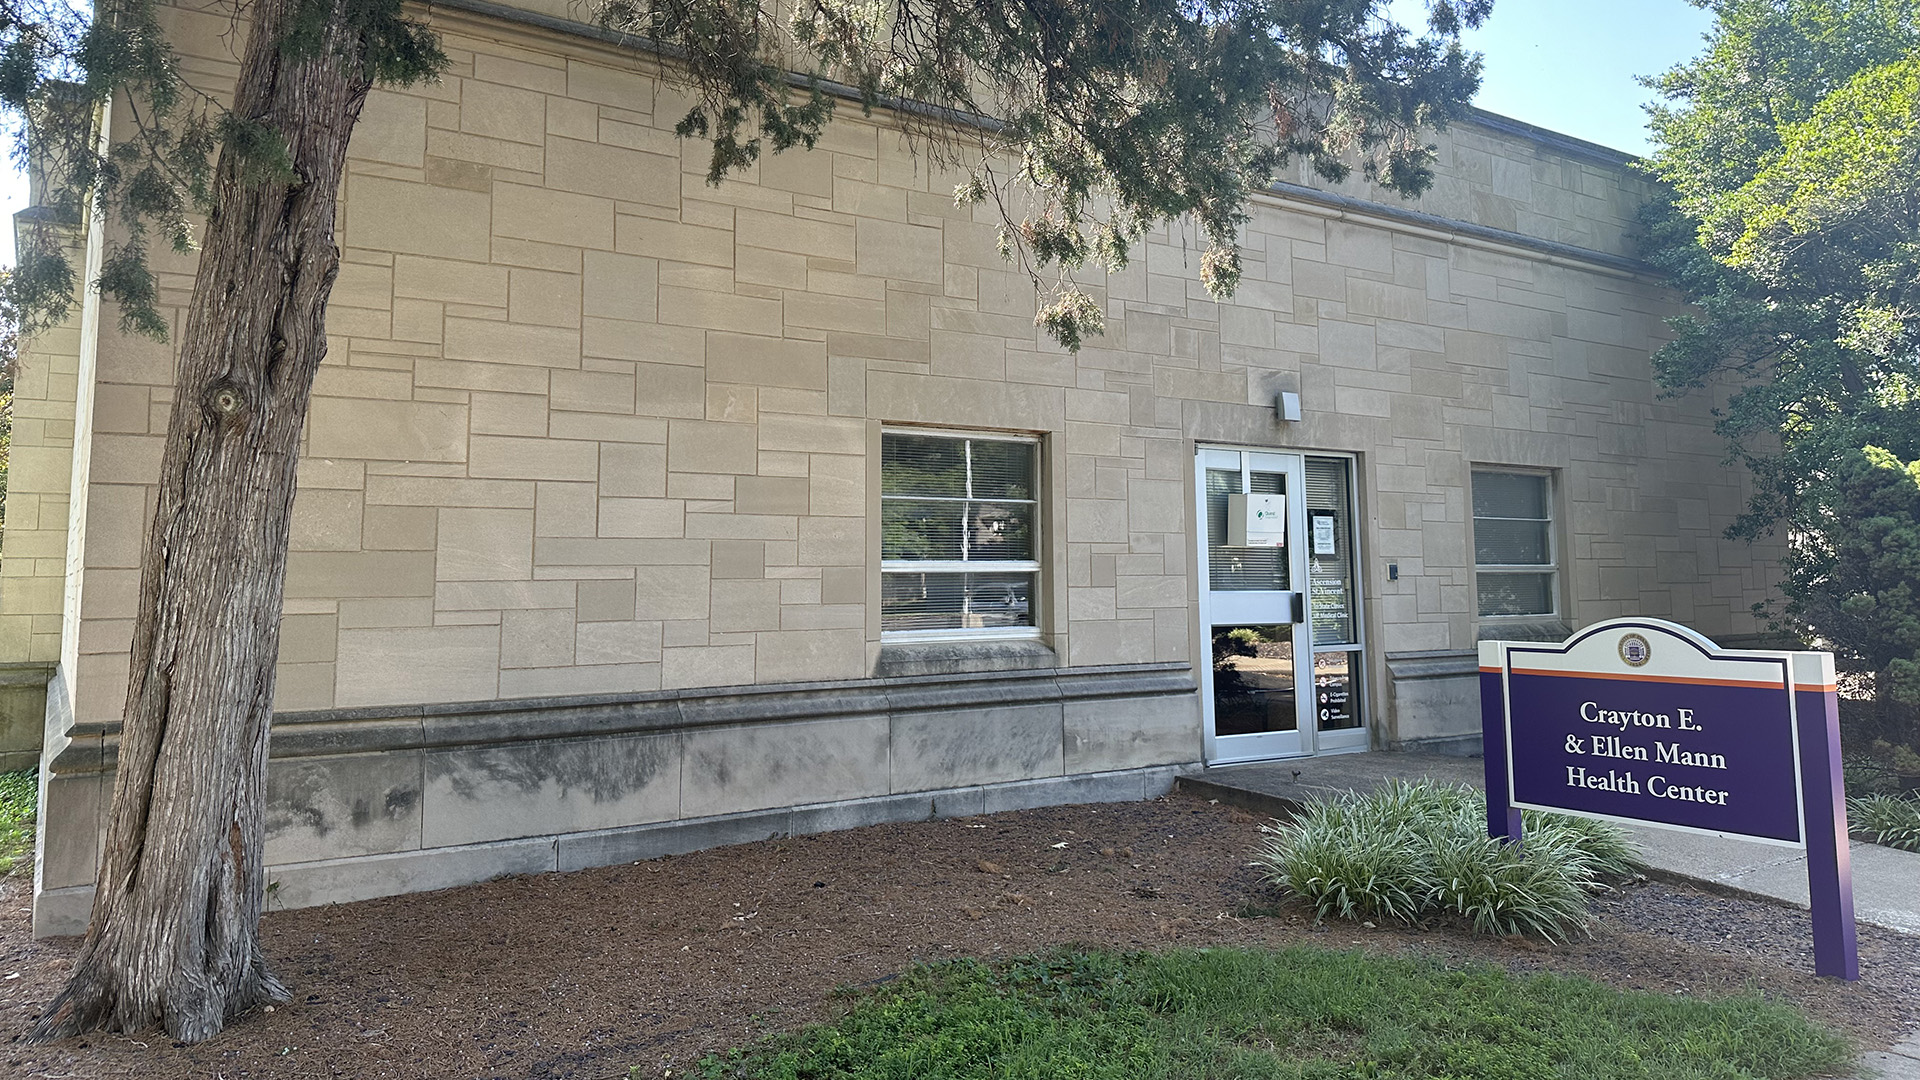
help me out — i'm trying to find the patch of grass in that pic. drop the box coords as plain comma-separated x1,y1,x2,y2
689,947,1849,1080
0,768,35,876
1849,792,1920,852
1252,780,1641,941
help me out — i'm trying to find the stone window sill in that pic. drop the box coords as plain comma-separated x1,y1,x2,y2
873,639,1059,678
1476,618,1572,642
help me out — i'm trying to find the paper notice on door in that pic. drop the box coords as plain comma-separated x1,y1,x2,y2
1311,512,1336,556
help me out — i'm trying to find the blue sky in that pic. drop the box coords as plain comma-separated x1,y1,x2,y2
0,1,1718,268
1387,0,1718,154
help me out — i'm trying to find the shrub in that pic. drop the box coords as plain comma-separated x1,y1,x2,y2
1253,780,1641,942
1224,626,1269,648
1849,792,1920,852
0,769,35,877
1427,833,1591,940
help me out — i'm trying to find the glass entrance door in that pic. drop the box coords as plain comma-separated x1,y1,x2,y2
1197,447,1367,763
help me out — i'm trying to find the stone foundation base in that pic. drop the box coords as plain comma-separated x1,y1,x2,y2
33,763,1183,937
34,662,1201,936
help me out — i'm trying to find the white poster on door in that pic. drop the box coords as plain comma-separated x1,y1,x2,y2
1311,512,1336,555
1228,493,1287,546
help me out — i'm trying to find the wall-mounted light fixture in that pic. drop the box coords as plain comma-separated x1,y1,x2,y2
1275,391,1302,422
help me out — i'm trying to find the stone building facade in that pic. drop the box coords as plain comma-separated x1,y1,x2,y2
3,0,1778,934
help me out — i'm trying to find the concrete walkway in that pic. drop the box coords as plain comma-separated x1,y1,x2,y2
1859,1036,1920,1080
1179,752,1920,1079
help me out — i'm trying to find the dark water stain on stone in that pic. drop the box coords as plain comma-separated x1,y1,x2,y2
434,735,672,804
688,746,733,789
266,763,339,839
266,761,422,842
348,790,416,828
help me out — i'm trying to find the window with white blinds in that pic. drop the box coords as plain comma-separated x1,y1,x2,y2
881,431,1040,637
1472,470,1556,618
1204,467,1288,592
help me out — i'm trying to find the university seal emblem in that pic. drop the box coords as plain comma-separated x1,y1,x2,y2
1618,633,1651,667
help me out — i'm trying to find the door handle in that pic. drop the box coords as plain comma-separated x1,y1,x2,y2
1289,591,1305,624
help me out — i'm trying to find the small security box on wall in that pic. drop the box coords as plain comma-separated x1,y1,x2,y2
1227,493,1287,547
1275,391,1302,422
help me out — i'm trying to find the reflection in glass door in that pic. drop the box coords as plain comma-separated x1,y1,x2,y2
1211,626,1297,736
1197,448,1366,762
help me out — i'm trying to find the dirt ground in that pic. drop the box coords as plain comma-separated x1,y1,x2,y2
2,793,1916,1079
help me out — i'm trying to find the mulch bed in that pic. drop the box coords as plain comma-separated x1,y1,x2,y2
2,792,1916,1078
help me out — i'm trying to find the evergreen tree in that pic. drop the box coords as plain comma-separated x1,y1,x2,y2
5,0,1489,1042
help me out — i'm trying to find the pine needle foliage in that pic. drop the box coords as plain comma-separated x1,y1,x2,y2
1252,780,1641,942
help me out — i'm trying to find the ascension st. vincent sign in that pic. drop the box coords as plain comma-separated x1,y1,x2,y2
1479,618,1857,980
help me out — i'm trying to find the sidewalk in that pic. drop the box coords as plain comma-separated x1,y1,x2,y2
1179,752,1920,1079
1861,1036,1920,1080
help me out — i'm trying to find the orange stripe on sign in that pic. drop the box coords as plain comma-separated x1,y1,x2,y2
1507,667,1788,691
1794,683,1838,693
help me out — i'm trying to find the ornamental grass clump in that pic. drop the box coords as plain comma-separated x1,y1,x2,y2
1849,792,1920,852
1254,780,1642,941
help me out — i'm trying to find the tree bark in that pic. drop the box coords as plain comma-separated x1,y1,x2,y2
31,0,372,1043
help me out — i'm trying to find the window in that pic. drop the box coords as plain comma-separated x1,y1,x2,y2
881,430,1040,638
1472,470,1556,618
1306,455,1357,647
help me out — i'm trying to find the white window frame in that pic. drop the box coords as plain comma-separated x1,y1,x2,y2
1471,468,1559,620
880,427,1043,643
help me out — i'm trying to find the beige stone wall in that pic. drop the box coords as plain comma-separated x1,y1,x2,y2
17,1,1777,742
0,231,87,669
1271,116,1651,262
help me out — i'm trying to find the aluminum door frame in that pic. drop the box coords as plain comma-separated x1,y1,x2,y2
1196,447,1314,764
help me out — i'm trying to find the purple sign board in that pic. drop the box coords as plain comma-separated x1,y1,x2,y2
1480,618,1857,980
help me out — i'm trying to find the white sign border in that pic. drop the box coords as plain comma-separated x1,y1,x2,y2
1497,617,1808,850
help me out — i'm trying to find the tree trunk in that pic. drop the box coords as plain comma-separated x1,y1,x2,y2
31,0,372,1043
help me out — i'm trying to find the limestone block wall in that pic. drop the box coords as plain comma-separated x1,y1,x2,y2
0,228,87,671
0,288,76,770
41,3,1774,731
8,0,1783,930
1271,112,1652,262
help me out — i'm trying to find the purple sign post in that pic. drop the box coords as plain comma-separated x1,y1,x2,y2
1479,617,1857,980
